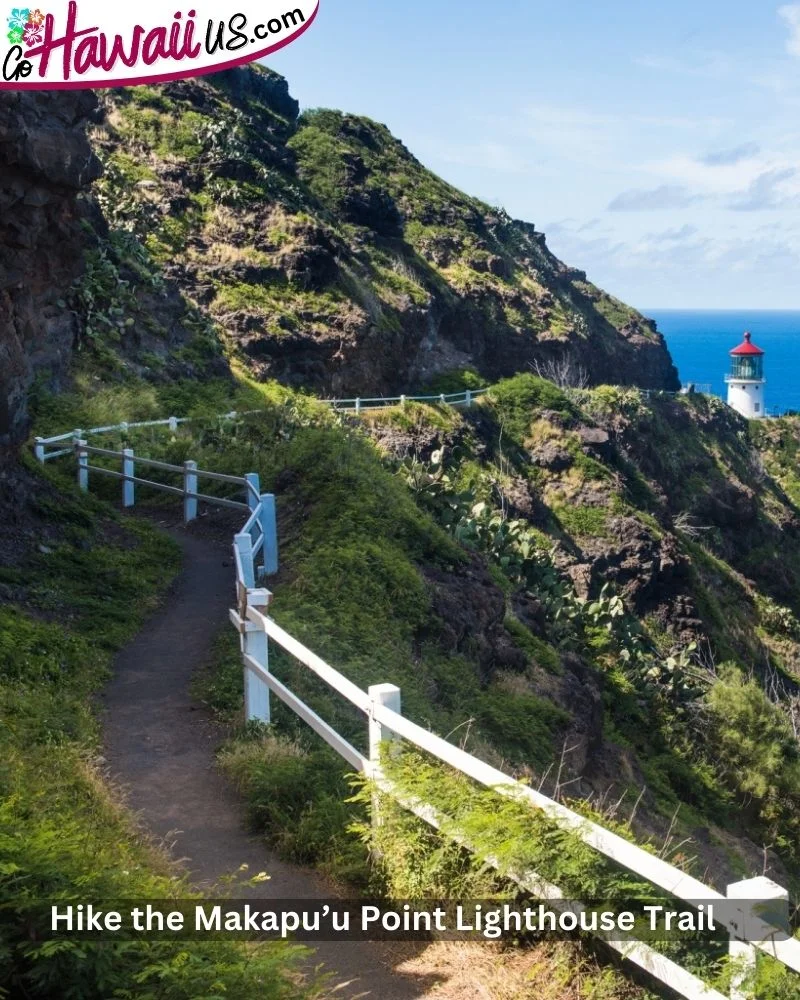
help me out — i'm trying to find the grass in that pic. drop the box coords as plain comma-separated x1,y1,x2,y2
487,374,576,440
218,727,369,888
503,613,562,674
0,466,312,998
212,281,346,336
116,103,206,159
553,504,611,539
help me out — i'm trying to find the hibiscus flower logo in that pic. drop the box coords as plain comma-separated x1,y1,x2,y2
6,7,28,43
6,7,46,47
7,7,29,28
23,17,42,44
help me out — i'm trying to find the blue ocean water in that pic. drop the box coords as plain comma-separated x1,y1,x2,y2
647,310,800,415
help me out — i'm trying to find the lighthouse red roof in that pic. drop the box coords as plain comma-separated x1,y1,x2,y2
730,331,764,356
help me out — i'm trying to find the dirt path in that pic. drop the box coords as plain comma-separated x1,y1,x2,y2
102,521,437,999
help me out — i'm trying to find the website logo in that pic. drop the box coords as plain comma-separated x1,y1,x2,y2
1,0,318,89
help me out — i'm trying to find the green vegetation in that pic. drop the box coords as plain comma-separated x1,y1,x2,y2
116,103,206,159
417,366,485,394
23,348,800,998
488,374,576,437
553,504,610,539
33,361,800,889
357,750,795,999
219,728,368,887
706,668,800,856
360,748,653,898
85,67,668,423
0,466,309,998
503,613,562,674
212,281,345,336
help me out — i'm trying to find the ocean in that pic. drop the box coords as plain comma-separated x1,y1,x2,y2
647,309,800,415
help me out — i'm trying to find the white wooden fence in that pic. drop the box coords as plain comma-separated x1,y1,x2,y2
233,583,799,1000
33,417,800,1000
33,388,489,464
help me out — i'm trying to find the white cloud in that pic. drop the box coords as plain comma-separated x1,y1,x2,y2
729,167,798,210
779,4,800,57
700,143,760,166
608,185,703,212
646,224,699,242
645,150,799,197
542,217,800,307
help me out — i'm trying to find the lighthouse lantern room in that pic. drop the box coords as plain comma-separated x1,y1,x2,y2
725,331,766,419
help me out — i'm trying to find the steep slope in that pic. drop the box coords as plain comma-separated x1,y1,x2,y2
357,383,800,888
85,67,678,395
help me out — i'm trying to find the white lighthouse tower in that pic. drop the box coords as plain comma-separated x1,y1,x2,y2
725,331,766,419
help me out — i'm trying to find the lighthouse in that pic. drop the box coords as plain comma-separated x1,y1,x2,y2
725,331,766,419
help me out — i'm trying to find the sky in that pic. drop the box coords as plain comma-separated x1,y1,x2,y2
267,0,800,310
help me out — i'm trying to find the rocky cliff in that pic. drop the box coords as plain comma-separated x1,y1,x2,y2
0,68,679,454
0,91,100,459
83,67,678,395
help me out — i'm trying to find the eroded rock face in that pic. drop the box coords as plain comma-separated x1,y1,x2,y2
423,558,523,680
0,91,101,458
90,71,680,398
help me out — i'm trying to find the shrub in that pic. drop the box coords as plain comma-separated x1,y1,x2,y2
475,688,570,768
705,667,800,809
487,374,575,441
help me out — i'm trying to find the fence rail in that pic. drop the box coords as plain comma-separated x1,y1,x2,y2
33,390,490,461
32,409,799,1000
236,595,799,998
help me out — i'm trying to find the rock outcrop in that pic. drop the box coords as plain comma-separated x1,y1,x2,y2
87,67,679,396
0,91,101,460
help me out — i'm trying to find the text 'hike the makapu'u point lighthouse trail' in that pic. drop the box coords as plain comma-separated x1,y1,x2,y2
3,37,800,1000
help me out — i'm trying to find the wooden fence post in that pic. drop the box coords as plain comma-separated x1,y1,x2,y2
465,390,472,407
727,877,789,999
242,589,272,723
168,416,178,432
368,683,401,837
234,532,256,591
183,460,198,523
355,398,361,414
260,493,278,576
34,437,45,463
245,473,260,517
122,448,135,508
368,683,401,767
76,439,88,492
400,394,406,408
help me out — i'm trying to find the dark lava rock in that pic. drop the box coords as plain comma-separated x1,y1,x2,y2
0,91,101,458
530,442,573,472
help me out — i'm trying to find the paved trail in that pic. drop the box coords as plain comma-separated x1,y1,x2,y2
102,522,436,999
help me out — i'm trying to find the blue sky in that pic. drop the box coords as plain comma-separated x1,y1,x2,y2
267,1,800,310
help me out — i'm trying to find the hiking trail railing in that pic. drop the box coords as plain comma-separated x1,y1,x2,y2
33,388,489,465
33,399,800,1000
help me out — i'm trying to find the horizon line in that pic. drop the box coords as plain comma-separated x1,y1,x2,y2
643,307,800,313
